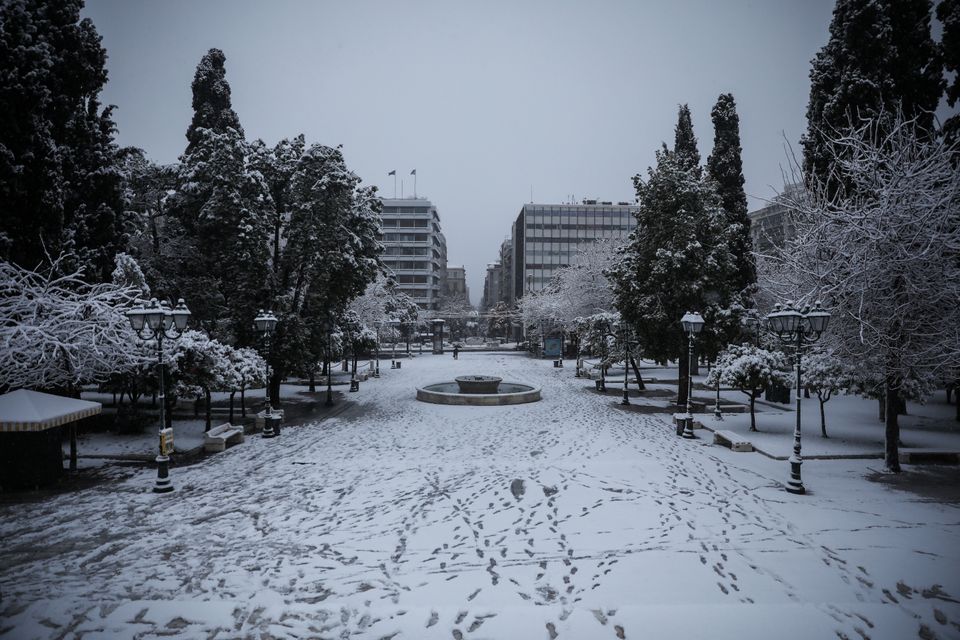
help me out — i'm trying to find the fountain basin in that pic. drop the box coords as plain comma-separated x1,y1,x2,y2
416,380,541,406
455,375,502,394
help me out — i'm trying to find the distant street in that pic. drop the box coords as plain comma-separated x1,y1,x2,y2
2,353,959,639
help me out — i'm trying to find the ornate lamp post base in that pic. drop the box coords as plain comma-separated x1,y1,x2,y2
153,455,174,493
786,457,805,494
681,415,697,439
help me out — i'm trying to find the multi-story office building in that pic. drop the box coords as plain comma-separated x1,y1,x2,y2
749,184,801,255
511,201,638,299
445,265,469,303
498,238,514,307
379,197,448,311
481,262,501,311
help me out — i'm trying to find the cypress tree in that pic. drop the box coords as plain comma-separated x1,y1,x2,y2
673,104,701,174
185,48,244,153
938,0,960,145
802,0,943,192
0,0,124,281
707,93,755,295
886,0,943,133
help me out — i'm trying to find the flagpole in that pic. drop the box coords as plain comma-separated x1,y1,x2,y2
394,173,397,198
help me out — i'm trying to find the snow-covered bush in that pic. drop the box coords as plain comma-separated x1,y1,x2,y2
707,344,789,431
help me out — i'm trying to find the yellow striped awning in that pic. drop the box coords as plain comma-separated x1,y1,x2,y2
0,389,102,433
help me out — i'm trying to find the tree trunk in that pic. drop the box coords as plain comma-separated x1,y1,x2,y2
690,343,699,376
204,388,212,432
819,397,828,438
628,355,646,391
308,371,316,393
804,387,810,399
878,395,885,422
229,391,235,423
748,391,757,432
240,387,246,417
884,379,901,472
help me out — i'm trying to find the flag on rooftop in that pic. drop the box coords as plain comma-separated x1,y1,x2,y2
388,170,396,176
410,169,416,175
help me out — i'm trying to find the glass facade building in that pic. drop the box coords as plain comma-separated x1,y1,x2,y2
379,197,448,310
512,202,638,299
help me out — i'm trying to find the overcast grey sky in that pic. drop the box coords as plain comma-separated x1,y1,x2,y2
85,0,839,304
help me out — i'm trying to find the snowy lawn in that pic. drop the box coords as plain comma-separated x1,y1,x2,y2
2,352,959,639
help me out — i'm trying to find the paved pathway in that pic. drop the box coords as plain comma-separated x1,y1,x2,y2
2,353,959,639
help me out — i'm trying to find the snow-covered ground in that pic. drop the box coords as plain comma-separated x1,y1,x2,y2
2,353,959,639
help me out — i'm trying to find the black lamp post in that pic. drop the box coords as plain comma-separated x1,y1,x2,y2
680,311,705,439
388,319,400,368
254,310,279,438
374,321,381,378
765,300,831,495
126,297,191,493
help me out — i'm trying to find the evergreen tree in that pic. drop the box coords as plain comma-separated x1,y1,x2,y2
168,128,273,346
266,144,383,403
803,0,942,192
673,104,701,174
707,93,755,296
609,143,738,407
0,0,124,281
938,0,960,145
185,48,244,153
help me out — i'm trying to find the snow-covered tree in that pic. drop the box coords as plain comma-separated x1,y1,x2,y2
168,330,235,431
803,0,943,194
0,0,125,282
226,346,266,420
940,0,960,147
168,126,273,345
707,344,790,432
674,104,701,174
186,48,244,153
763,114,960,470
267,145,383,403
0,256,148,393
803,348,852,438
707,93,755,298
486,301,514,338
610,106,742,406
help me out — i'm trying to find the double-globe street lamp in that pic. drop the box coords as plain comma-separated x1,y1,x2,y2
680,311,705,439
126,297,191,493
254,310,279,438
764,300,831,495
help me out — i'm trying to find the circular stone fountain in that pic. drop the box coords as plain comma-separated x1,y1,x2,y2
417,375,541,406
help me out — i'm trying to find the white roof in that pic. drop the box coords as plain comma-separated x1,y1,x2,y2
0,389,102,433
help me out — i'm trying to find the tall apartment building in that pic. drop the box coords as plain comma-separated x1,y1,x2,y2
445,265,469,303
481,262,501,311
748,184,801,255
498,238,514,307
379,197,448,311
511,201,638,299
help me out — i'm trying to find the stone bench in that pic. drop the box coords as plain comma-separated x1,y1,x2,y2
713,429,752,452
204,422,245,453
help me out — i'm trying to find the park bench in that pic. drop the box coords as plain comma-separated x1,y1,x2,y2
204,422,245,453
713,429,753,452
